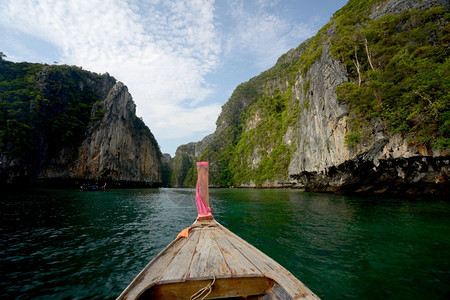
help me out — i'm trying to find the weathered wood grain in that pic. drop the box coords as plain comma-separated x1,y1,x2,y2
218,223,316,299
159,229,201,282
141,277,274,299
211,228,261,277
118,236,189,299
188,230,232,279
117,220,319,300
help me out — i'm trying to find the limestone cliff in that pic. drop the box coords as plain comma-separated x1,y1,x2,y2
287,0,449,194
0,61,161,187
172,0,449,195
39,82,161,186
166,134,214,187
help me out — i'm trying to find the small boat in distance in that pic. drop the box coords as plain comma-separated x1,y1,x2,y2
80,183,107,191
117,162,319,300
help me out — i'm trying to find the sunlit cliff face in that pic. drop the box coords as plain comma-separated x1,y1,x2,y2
70,82,162,185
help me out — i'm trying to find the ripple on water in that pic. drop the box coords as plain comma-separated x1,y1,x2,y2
1,189,449,299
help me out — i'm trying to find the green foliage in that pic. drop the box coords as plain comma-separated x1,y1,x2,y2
344,130,361,147
332,4,450,149
202,14,333,186
0,61,43,160
208,82,297,186
302,99,310,111
90,101,104,121
178,1,450,187
131,115,161,157
169,151,196,187
0,59,110,161
216,154,234,186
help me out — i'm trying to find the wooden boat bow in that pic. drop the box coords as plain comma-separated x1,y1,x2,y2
117,162,319,299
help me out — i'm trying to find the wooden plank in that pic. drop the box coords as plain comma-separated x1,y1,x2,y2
212,227,262,277
264,282,293,300
187,229,233,279
138,277,274,300
117,236,190,299
217,223,317,299
119,220,318,300
159,228,202,282
139,238,189,282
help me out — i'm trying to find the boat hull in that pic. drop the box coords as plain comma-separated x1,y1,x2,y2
117,220,319,300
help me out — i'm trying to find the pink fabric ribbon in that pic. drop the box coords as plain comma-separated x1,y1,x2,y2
196,180,213,219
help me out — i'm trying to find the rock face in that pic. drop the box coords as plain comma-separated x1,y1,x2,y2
171,0,449,195
168,134,214,187
288,43,350,174
55,82,160,185
294,156,449,195
286,38,449,195
370,0,449,19
0,63,161,187
286,0,450,195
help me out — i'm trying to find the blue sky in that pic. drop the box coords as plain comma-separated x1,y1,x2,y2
0,0,348,156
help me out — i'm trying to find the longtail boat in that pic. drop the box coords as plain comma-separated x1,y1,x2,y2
117,162,319,300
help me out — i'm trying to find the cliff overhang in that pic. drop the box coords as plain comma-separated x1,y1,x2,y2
292,156,449,196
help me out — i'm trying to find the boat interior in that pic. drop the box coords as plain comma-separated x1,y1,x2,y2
137,276,294,299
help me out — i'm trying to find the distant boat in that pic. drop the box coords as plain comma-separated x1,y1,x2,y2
117,162,319,300
80,183,106,191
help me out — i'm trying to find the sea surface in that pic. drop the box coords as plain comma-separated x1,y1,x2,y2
1,188,449,299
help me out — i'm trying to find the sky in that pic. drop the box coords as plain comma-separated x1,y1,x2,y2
0,0,348,156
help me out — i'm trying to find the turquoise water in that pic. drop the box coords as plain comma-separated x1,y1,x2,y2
1,188,449,299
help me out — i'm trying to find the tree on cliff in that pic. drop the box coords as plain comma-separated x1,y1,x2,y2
0,59,105,162
172,0,449,190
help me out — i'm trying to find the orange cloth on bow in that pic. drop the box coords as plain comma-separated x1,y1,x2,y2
177,227,190,238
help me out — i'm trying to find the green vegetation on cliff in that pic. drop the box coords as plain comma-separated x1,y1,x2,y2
332,4,450,149
195,65,300,186
0,57,110,163
170,145,196,187
170,0,449,188
184,1,450,187
1,55,162,187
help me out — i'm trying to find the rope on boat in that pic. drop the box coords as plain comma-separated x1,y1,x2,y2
190,275,216,300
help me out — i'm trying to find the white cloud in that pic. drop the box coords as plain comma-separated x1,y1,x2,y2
148,102,222,139
0,0,339,155
0,0,221,149
224,0,318,69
